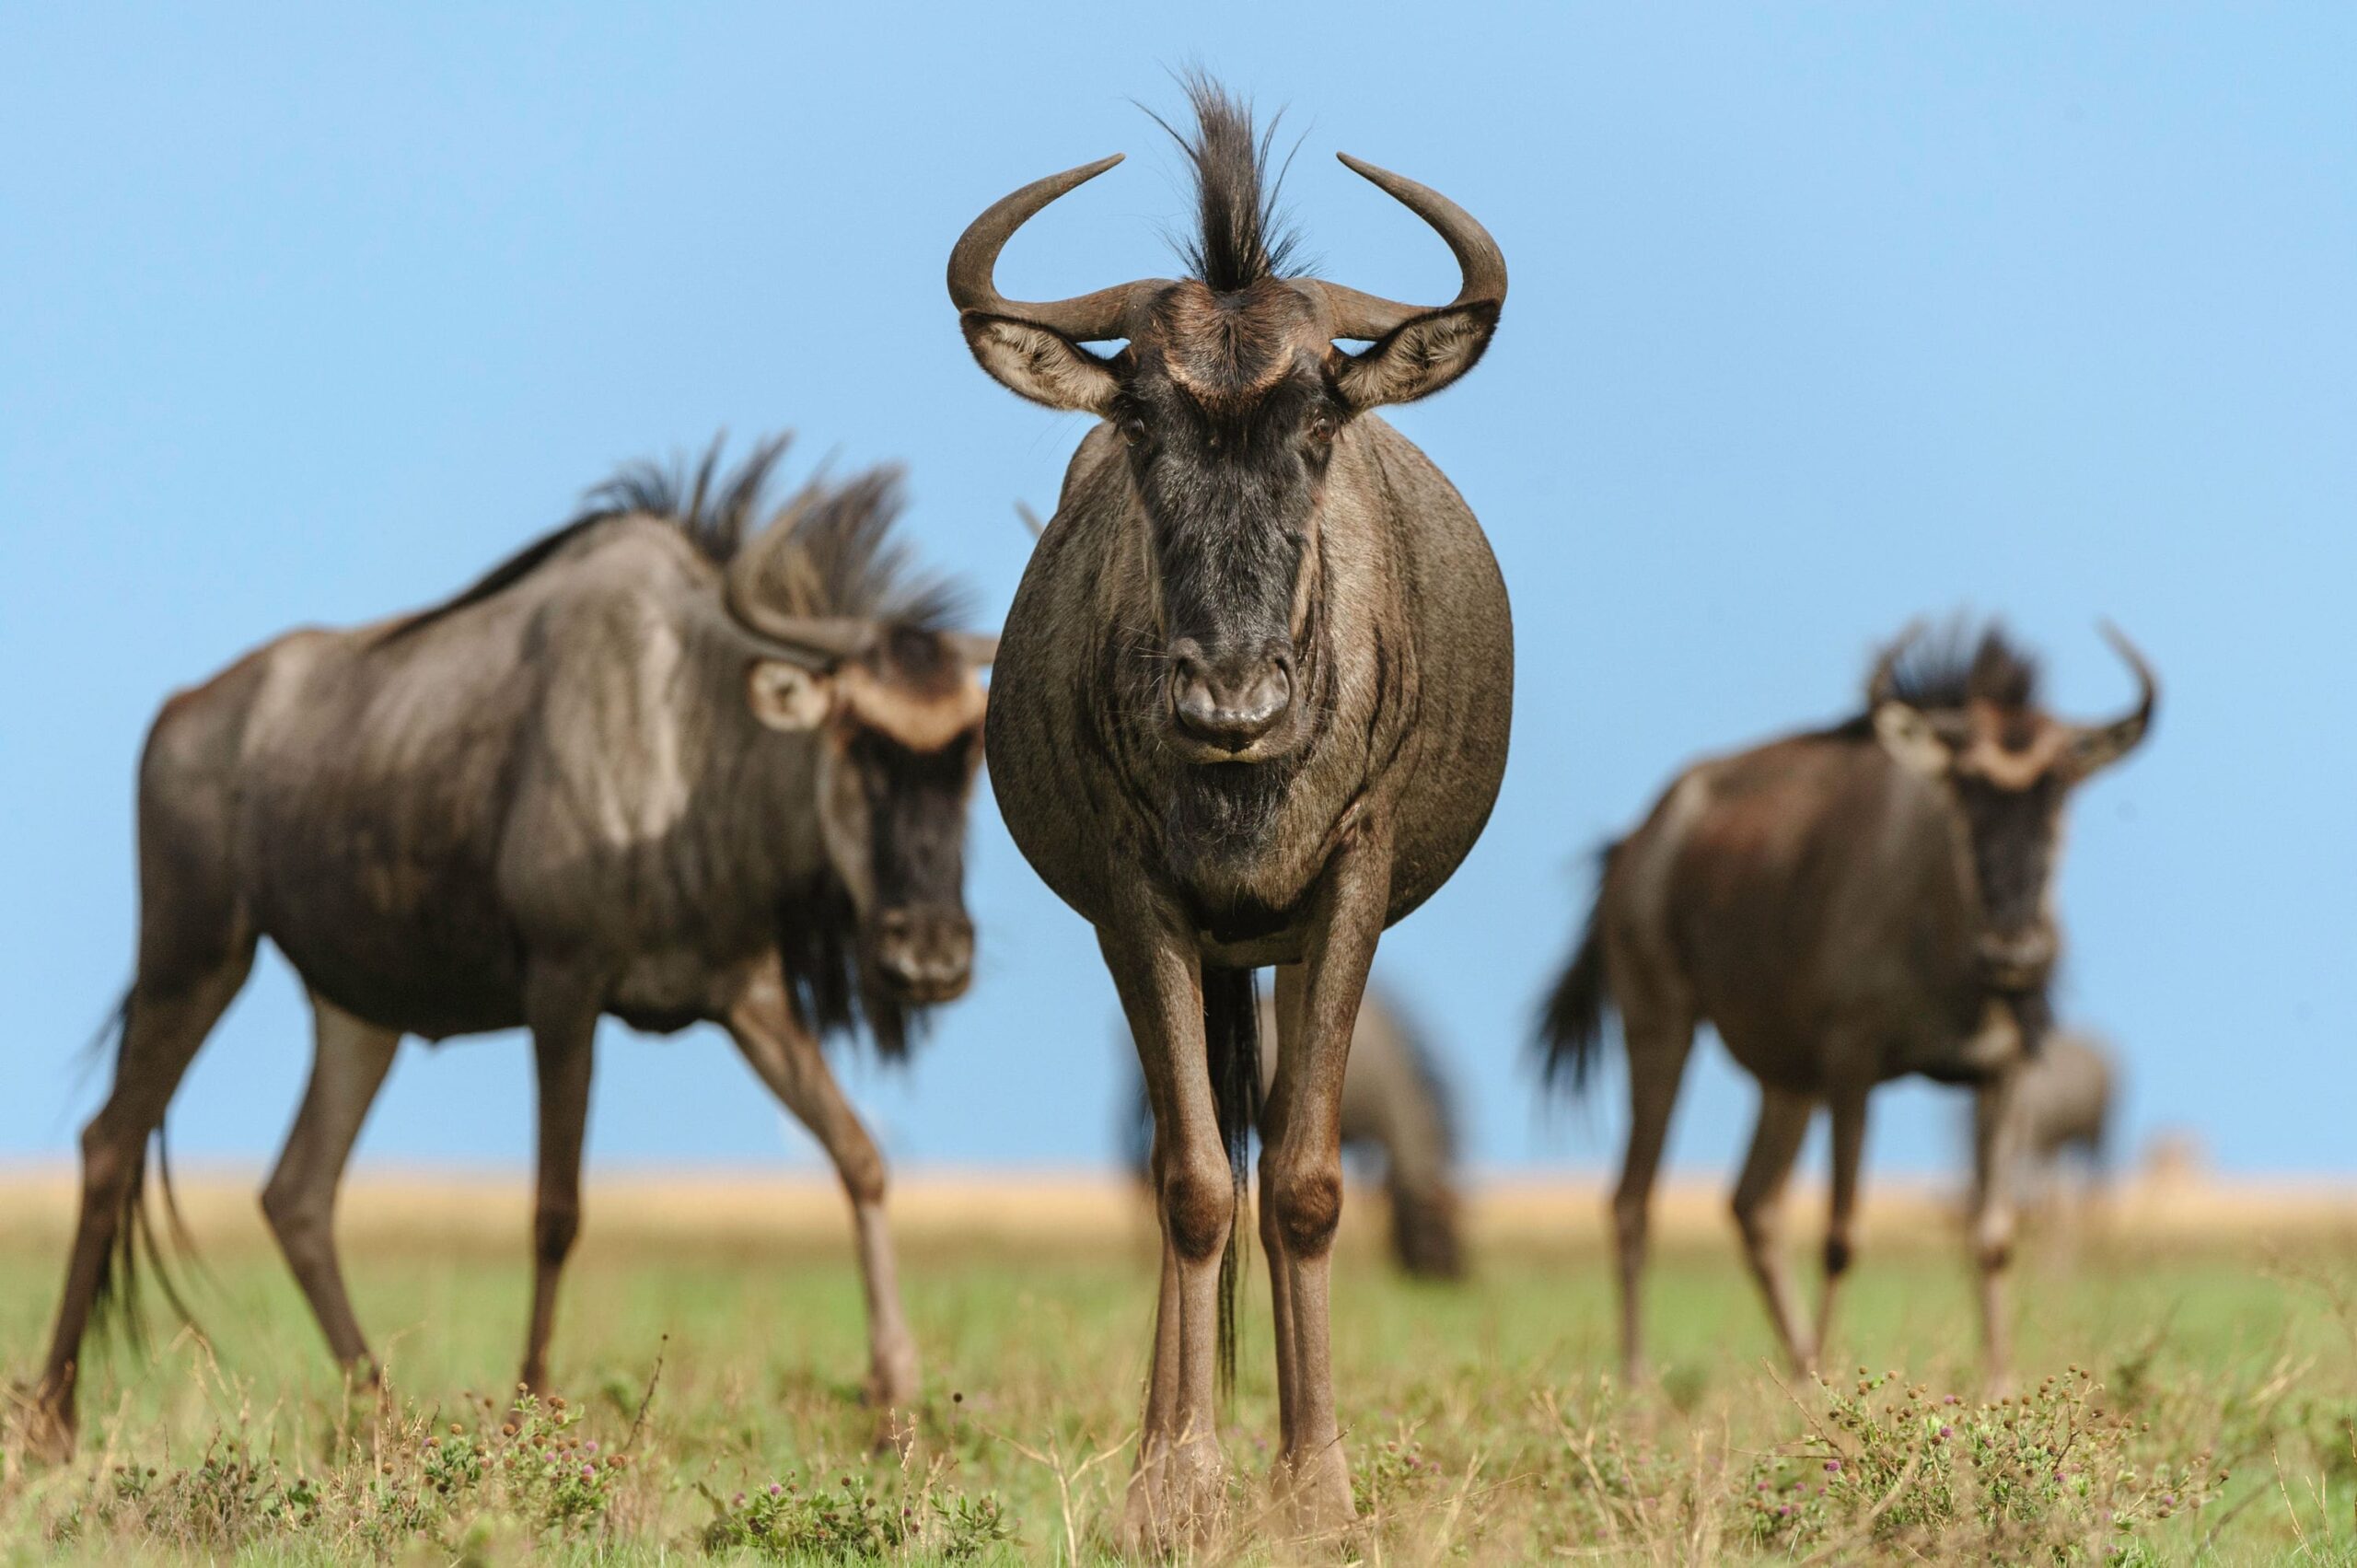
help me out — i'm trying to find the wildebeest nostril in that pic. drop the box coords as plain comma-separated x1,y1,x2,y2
1171,651,1291,751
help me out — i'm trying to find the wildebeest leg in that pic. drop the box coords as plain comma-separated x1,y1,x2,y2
725,975,918,1413
519,978,598,1397
1260,962,1307,1441
29,947,254,1460
1730,1086,1817,1374
261,993,400,1376
1103,915,1225,1550
1262,834,1391,1532
1969,1063,2025,1389
1813,1085,1870,1366
1612,1001,1696,1380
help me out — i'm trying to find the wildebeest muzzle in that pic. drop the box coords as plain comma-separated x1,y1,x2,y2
1168,634,1294,755
866,906,975,1005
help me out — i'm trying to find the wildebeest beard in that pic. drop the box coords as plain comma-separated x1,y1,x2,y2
774,876,927,1062
1165,755,1306,887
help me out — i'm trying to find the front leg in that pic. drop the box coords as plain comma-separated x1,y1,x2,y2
1261,830,1392,1536
727,967,917,1419
1969,1063,2026,1390
1102,909,1230,1554
520,971,599,1396
1814,1085,1870,1365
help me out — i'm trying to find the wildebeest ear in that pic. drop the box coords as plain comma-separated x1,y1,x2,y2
746,661,836,732
961,315,1122,414
1334,301,1501,411
1873,702,1953,779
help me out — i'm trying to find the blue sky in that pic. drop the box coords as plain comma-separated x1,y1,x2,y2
2,5,2351,1182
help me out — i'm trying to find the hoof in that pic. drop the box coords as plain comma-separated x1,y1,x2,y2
1122,1438,1225,1553
15,1400,76,1468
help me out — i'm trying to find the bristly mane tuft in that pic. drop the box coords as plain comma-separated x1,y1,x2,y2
1151,72,1305,294
382,433,966,644
1873,618,2041,713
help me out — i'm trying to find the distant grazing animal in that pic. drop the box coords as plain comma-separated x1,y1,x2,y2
2001,1028,2116,1198
27,438,997,1460
951,77,1510,1542
1540,621,2154,1384
1123,987,1466,1280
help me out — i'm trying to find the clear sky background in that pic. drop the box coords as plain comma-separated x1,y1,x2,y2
3,6,2350,1185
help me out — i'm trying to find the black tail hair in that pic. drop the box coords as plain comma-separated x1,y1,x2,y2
1202,965,1263,1402
84,993,208,1353
1538,844,1620,1098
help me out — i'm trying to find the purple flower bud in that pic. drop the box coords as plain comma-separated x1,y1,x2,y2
1824,1459,1841,1473
770,1482,784,1496
1938,1425,1953,1439
733,1492,747,1506
1944,1394,1959,1404
584,1441,598,1455
581,1464,595,1481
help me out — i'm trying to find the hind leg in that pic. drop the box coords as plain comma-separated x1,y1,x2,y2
29,949,253,1459
261,993,400,1376
1612,1002,1696,1380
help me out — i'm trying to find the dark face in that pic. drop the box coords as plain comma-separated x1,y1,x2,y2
1106,280,1345,762
752,633,988,1005
1880,698,2081,991
835,722,983,1004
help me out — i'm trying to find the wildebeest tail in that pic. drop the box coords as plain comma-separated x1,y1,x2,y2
1538,843,1619,1098
1202,964,1262,1403
84,991,207,1353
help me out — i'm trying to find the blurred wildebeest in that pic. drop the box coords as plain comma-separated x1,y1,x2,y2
1121,988,1466,1280
1540,621,2154,1383
2000,1027,2117,1200
951,77,1510,1539
27,437,996,1459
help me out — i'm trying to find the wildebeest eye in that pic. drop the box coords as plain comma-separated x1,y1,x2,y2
1305,412,1338,448
1120,414,1149,447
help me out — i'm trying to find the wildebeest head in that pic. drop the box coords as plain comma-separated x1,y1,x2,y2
594,439,994,1033
1866,621,2156,992
947,77,1506,764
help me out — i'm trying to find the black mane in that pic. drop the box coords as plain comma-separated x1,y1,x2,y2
1152,73,1305,293
1876,619,2041,712
381,433,965,643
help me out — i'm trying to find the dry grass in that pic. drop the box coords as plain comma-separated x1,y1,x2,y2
3,1172,2355,1563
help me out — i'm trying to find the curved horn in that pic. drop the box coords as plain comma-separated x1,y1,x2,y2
2073,621,2157,773
946,155,1162,343
945,631,1001,668
720,575,876,668
1312,153,1510,341
1867,621,1925,709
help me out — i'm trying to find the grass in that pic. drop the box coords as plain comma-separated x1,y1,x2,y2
4,1177,2356,1563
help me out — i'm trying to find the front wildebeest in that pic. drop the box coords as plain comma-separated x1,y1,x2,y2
949,80,1510,1540
1540,621,2154,1385
1122,986,1468,1281
26,438,995,1459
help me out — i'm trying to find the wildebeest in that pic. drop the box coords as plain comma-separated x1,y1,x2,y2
949,79,1510,1540
2000,1027,2117,1198
1540,621,2154,1383
1122,986,1467,1280
26,437,996,1459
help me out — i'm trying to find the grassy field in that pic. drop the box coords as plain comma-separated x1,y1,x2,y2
3,1173,2355,1563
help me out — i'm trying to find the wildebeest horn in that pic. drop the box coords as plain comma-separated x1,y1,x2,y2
2073,621,2157,772
719,575,877,668
1867,621,1926,710
1309,154,1510,342
1015,501,1046,540
946,155,1168,343
945,632,1000,668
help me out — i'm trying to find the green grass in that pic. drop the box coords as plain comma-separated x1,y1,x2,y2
5,1205,2357,1562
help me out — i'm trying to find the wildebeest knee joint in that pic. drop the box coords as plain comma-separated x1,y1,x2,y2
1161,1157,1235,1262
1823,1236,1853,1277
1271,1164,1344,1255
